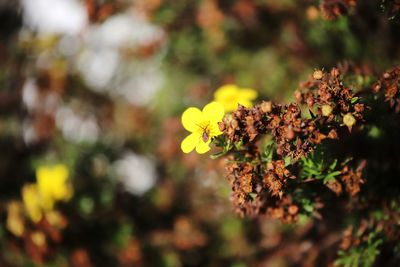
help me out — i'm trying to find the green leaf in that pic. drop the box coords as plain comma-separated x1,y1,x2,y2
329,159,338,171
261,143,274,162
303,203,314,213
335,231,383,267
210,138,233,159
284,156,292,167
351,97,359,104
210,151,226,159
234,139,244,150
323,171,342,183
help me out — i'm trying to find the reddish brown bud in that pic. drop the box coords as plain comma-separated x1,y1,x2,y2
294,90,302,103
328,129,338,139
372,82,381,93
354,103,364,113
331,67,340,77
285,128,295,140
326,180,343,196
306,96,315,107
218,122,225,131
288,205,299,215
383,72,391,79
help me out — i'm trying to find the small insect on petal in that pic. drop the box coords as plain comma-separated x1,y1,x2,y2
202,131,209,142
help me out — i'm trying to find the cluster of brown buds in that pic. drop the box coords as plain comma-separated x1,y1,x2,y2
319,0,358,20
268,103,336,160
372,66,400,112
219,102,271,143
221,69,355,162
295,67,366,132
225,159,302,221
341,160,366,197
226,162,254,206
225,160,263,217
263,160,294,197
218,67,369,220
266,196,300,223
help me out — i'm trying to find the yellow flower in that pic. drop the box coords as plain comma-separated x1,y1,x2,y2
21,164,73,223
22,184,43,223
36,164,73,210
214,84,258,112
6,201,25,237
181,102,225,154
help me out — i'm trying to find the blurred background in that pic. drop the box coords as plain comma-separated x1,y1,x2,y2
0,0,399,266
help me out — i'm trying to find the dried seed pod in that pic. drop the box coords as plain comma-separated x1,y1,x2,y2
313,69,324,80
260,101,272,113
343,113,356,129
322,104,333,116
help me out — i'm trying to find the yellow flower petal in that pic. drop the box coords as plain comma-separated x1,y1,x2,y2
224,102,240,112
181,107,204,132
53,164,69,182
214,85,259,112
237,100,253,108
181,133,200,153
6,201,25,237
22,184,42,223
209,124,223,137
202,102,224,123
38,165,68,193
238,88,258,100
214,84,238,101
36,164,71,210
195,139,211,154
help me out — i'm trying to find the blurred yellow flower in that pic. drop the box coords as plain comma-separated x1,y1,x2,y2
36,164,73,210
6,201,25,237
214,84,258,112
181,102,224,154
45,210,66,228
22,184,42,223
31,231,47,247
22,164,73,223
